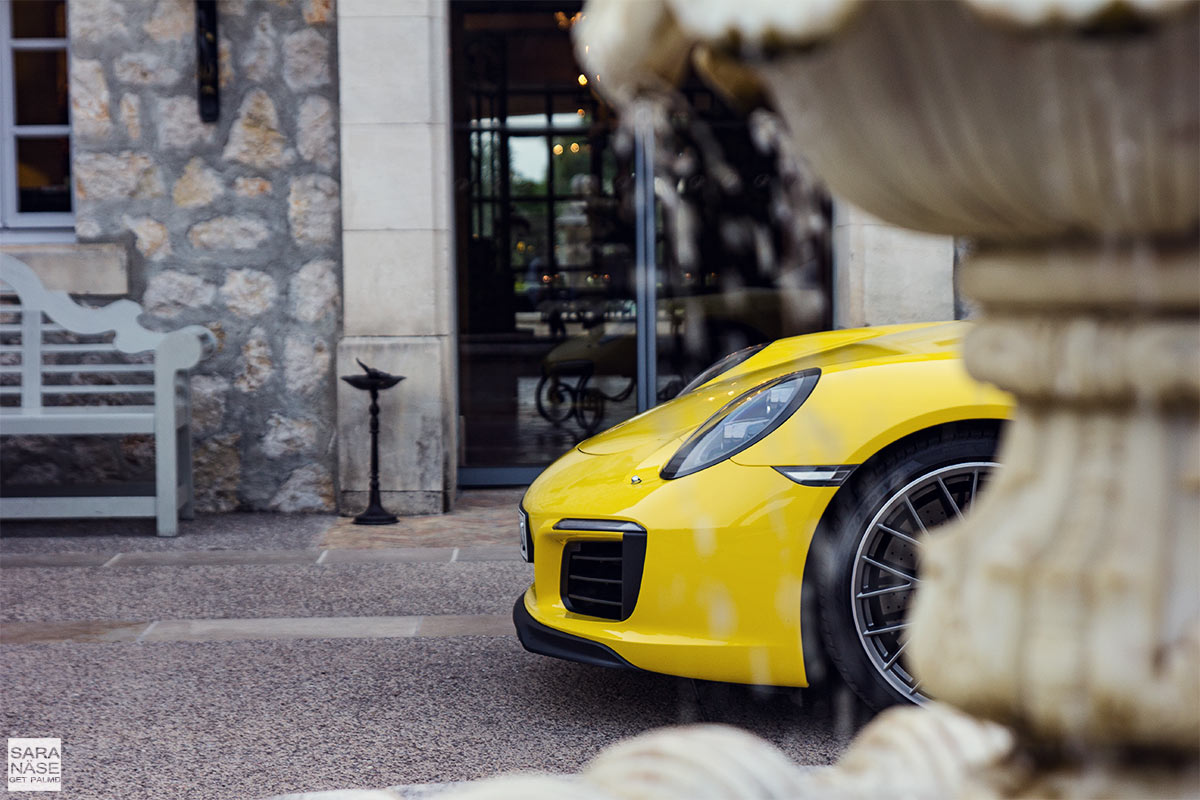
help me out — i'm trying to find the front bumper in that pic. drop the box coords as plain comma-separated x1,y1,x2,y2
518,452,840,687
512,595,634,670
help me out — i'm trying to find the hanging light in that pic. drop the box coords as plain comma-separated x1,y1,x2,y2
555,11,582,29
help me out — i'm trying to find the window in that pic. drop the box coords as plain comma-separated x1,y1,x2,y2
0,0,73,231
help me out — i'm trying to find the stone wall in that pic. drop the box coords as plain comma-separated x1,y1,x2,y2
830,200,955,328
63,0,341,512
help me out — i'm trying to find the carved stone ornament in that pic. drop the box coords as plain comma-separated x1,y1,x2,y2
439,1,1200,797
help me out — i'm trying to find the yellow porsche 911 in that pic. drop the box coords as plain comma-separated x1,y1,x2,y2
513,321,1014,709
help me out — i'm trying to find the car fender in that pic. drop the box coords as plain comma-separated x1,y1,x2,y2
730,357,1012,469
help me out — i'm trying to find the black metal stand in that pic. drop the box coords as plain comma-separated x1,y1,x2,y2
341,360,404,525
355,384,397,524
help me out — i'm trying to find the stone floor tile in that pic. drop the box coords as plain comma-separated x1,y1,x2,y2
113,549,319,567
140,616,423,642
0,620,150,644
454,488,526,509
0,552,116,568
455,546,521,562
415,614,513,638
320,547,455,564
318,492,519,551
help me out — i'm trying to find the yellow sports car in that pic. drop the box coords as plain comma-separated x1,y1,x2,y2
513,321,1014,708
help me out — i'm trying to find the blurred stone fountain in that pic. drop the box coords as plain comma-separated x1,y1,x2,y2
437,1,1199,797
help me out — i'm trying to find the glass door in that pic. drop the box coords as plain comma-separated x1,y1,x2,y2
453,3,640,483
451,2,832,485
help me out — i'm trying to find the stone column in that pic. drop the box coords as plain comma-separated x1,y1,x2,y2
336,0,456,515
906,243,1200,786
756,1,1200,793
831,200,955,329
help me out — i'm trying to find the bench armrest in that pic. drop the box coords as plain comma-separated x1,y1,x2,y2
157,326,217,374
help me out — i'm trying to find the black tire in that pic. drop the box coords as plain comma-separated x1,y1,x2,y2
535,374,576,425
814,423,1001,709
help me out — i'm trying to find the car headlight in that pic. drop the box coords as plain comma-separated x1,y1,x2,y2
661,369,820,479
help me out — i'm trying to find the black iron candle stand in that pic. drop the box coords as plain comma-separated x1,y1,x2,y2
341,359,405,525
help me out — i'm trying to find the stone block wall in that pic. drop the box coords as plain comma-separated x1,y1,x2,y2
831,200,955,329
62,0,341,512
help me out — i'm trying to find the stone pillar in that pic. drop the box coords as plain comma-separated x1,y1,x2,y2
831,200,955,329
906,243,1200,776
336,0,456,515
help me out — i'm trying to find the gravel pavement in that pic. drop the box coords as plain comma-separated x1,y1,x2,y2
1,500,858,800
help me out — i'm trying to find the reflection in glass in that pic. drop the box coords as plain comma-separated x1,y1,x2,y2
509,136,548,192
510,199,550,276
550,111,590,129
452,5,830,477
552,137,591,196
16,137,71,213
11,0,66,38
470,131,501,198
506,113,548,130
14,50,69,125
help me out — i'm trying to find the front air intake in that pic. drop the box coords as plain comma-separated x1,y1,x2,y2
560,533,647,621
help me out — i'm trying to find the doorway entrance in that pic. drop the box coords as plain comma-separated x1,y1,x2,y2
450,2,832,485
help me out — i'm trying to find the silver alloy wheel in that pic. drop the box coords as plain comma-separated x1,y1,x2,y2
850,462,998,702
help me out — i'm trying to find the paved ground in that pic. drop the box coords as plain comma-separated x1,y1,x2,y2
1,491,860,799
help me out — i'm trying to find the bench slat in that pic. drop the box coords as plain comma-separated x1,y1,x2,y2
0,323,69,334
0,344,122,354
0,364,154,375
0,494,157,519
0,407,156,435
38,385,155,395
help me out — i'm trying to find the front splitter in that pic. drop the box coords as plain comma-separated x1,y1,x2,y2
512,596,635,671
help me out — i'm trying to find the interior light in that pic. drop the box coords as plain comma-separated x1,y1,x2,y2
577,108,586,117
577,74,588,86
570,142,580,154
553,144,564,156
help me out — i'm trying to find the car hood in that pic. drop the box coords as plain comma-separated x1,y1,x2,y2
576,321,968,458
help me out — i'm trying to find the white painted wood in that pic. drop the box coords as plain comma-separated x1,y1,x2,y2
0,495,158,519
0,408,156,435
19,297,38,410
32,385,156,395
20,364,154,374
0,254,215,536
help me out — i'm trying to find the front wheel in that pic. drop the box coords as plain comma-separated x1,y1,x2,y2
815,425,1000,709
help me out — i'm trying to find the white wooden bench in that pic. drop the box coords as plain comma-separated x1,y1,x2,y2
0,254,216,536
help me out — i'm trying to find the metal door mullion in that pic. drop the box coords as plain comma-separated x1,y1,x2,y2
11,125,71,137
10,38,68,50
544,91,556,273
634,108,657,413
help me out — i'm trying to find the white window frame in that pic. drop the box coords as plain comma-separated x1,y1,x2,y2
0,0,74,232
